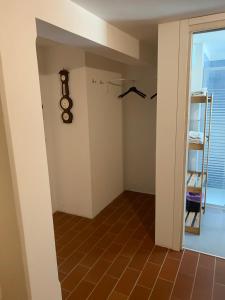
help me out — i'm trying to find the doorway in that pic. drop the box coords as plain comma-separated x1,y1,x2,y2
184,28,225,258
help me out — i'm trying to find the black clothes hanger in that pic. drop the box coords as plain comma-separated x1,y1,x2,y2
118,86,157,100
118,86,146,99
151,93,157,99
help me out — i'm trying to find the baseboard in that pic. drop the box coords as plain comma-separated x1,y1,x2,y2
124,189,155,197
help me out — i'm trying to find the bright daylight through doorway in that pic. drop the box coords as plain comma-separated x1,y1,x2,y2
184,28,225,258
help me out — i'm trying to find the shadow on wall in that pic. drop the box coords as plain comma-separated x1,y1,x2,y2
0,55,28,300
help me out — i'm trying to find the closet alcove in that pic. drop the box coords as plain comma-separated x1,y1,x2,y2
36,35,156,219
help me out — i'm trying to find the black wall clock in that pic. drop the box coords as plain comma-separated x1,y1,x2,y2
59,69,73,123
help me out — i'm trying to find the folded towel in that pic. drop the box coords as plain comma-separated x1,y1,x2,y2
191,89,207,96
189,131,204,144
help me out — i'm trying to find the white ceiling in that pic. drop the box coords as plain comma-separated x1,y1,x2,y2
71,0,225,44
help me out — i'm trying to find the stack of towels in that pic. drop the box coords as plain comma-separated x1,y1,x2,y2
189,131,204,144
191,89,207,96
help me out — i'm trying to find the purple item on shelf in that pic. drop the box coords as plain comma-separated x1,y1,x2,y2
186,192,201,203
186,192,201,213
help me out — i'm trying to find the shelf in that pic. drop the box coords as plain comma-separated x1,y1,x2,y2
191,95,212,103
185,211,200,235
186,92,213,236
189,143,204,150
186,172,206,193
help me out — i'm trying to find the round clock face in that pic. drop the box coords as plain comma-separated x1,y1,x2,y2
63,112,70,121
60,97,70,109
62,111,73,123
60,96,73,110
61,75,66,81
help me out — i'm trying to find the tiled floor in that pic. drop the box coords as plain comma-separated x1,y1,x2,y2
53,191,225,300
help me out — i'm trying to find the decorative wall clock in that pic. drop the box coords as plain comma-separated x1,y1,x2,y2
59,69,73,123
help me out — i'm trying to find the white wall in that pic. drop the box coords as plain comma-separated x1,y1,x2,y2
37,46,125,218
85,52,158,198
37,45,93,217
0,97,28,300
0,5,61,298
86,65,124,216
124,61,157,195
156,21,181,249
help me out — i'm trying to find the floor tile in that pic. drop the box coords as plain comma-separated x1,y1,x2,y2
105,211,124,225
107,255,130,278
57,216,79,236
53,211,64,221
88,275,117,300
95,233,116,249
179,251,199,276
72,219,91,231
120,239,141,257
172,274,194,300
58,271,67,282
213,283,225,300
57,230,80,248
129,285,151,300
101,243,123,262
115,268,140,296
115,228,134,244
93,224,111,238
109,221,126,234
54,213,71,228
129,246,151,270
62,289,70,300
67,280,95,300
58,237,83,259
185,250,199,257
148,246,168,265
75,227,96,243
132,226,147,240
80,247,105,268
171,251,199,300
191,262,214,300
59,251,85,273
84,259,111,284
167,249,183,261
61,265,89,291
126,218,140,230
159,257,180,282
141,235,155,250
150,278,173,300
138,262,160,289
57,256,65,266
76,235,99,253
215,258,225,285
198,253,215,270
108,291,128,300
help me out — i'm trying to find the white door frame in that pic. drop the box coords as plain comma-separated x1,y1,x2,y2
174,13,225,250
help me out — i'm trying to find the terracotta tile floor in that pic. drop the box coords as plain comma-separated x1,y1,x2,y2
53,191,225,300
